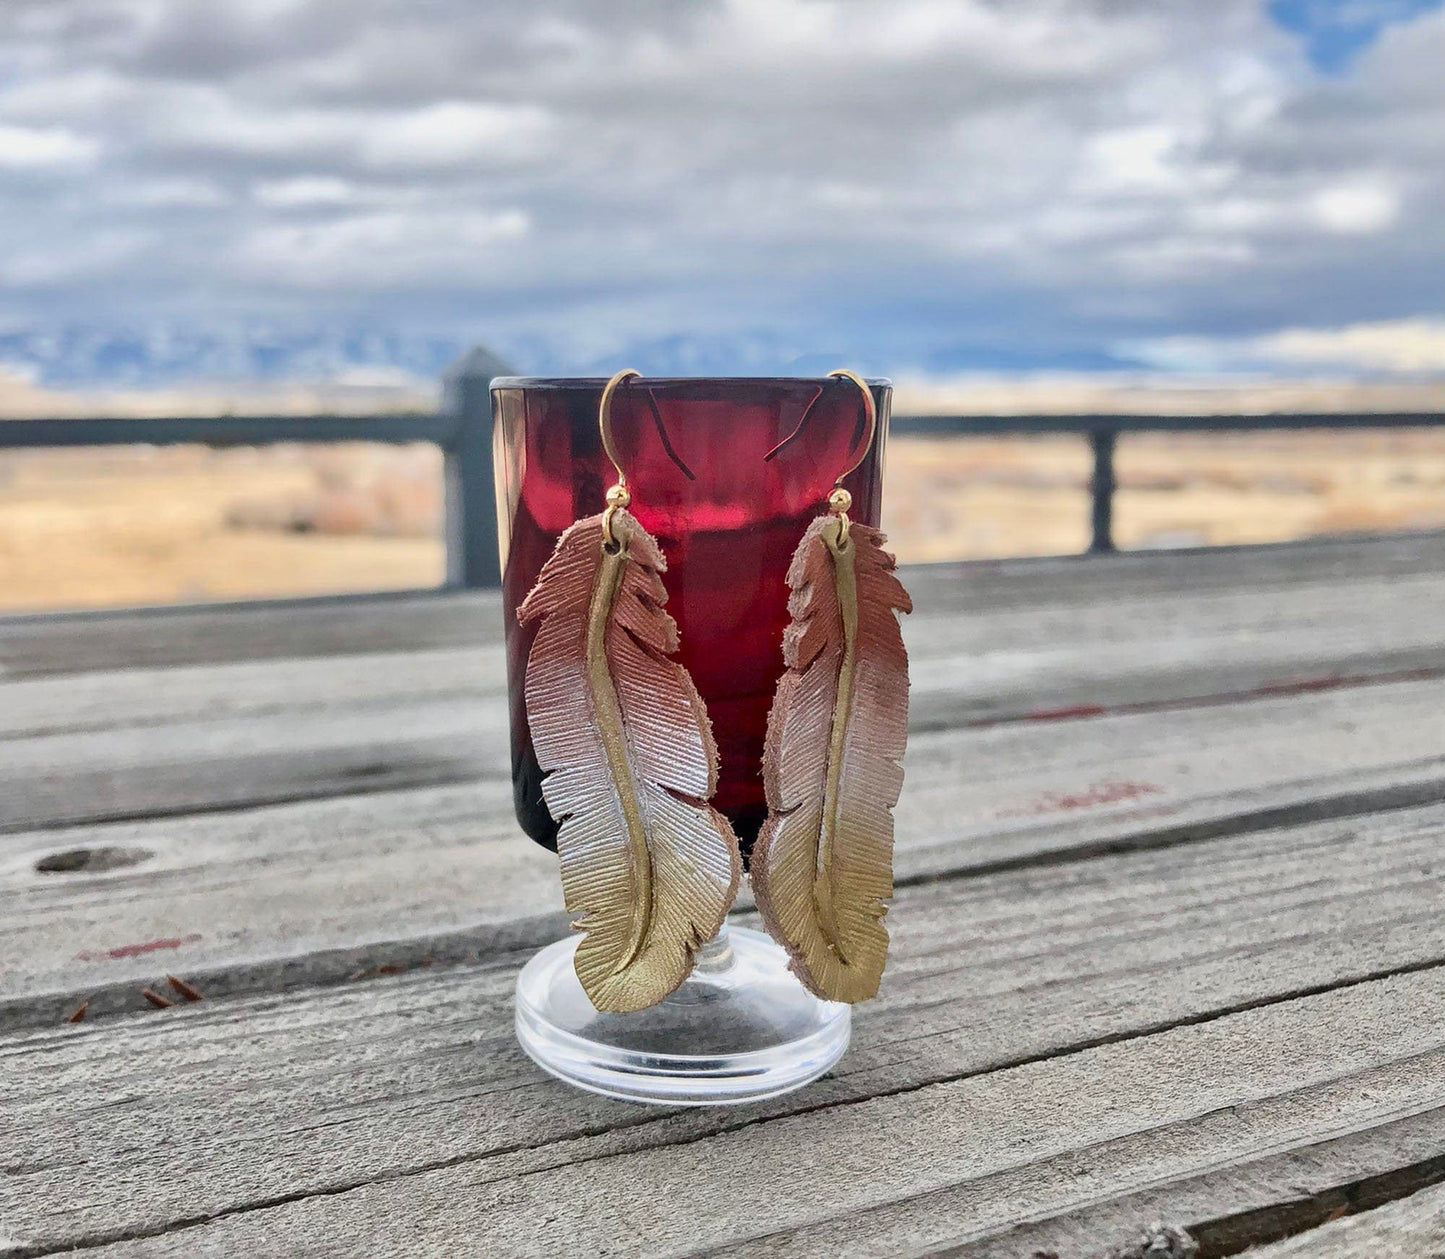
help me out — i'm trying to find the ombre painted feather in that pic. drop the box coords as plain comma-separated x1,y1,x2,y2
752,515,912,1003
518,507,741,1013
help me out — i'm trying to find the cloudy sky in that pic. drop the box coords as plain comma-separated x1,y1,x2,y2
1,0,1443,385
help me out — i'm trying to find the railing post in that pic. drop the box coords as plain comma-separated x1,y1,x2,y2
442,349,510,589
1089,428,1116,554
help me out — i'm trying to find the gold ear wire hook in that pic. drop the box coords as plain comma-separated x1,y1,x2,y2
599,369,640,549
826,369,878,547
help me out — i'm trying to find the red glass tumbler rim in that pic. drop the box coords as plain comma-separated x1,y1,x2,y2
490,375,892,391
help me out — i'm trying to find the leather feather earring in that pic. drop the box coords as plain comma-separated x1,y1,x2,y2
751,369,912,1004
517,370,742,1013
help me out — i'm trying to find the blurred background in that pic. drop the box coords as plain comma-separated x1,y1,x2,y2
2,0,1443,613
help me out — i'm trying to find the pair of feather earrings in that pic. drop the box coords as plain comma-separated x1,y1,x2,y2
518,370,912,1013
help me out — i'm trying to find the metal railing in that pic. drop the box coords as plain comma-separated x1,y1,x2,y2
0,362,501,587
891,411,1445,553
4,377,1443,588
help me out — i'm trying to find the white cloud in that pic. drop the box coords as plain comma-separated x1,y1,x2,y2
252,176,356,207
0,0,1440,377
0,123,97,168
1127,317,1445,376
119,176,230,207
329,364,430,388
0,228,151,286
1308,182,1400,233
358,102,552,171
1084,125,1196,194
238,208,530,286
142,94,371,161
1255,316,1445,372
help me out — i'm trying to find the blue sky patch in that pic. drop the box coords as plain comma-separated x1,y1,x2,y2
1270,0,1445,72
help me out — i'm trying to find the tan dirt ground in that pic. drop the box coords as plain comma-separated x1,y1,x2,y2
4,429,1445,614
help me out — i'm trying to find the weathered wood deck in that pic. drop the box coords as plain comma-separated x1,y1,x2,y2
4,533,1445,1258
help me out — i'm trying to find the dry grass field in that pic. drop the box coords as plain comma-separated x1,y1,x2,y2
886,430,1445,562
4,368,1444,613
3,427,1445,614
0,443,446,612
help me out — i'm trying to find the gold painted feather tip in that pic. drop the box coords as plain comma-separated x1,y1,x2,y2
518,507,742,1013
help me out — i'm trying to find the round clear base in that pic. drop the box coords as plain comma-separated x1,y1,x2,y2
514,922,851,1106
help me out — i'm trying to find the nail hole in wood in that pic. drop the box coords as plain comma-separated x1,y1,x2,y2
35,846,152,875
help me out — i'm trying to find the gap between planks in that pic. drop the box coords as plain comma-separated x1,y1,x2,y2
1235,1177,1445,1258
5,770,1445,1033
707,1090,1445,1259
6,967,1445,1257
6,531,1445,680
7,649,1445,837
4,803,1445,1254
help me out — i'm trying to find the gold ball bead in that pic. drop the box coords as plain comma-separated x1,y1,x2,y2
605,484,632,510
828,487,852,515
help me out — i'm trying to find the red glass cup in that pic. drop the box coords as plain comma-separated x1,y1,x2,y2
492,375,890,855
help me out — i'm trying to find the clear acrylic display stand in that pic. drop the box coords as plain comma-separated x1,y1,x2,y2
514,919,851,1106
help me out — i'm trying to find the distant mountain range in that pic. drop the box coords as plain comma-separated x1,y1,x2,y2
5,322,1445,424
0,320,1160,393
0,323,884,390
0,324,471,390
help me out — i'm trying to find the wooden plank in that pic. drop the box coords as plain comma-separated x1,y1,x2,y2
3,599,1444,836
0,691,509,833
913,529,1445,614
6,534,1445,751
5,675,1444,1008
3,805,1444,1254
708,1057,1445,1259
2,529,1443,833
1241,1180,1445,1258
4,649,1436,835
5,667,1441,840
0,634,1435,852
4,961,1443,1255
10,576,1445,742
0,646,500,741
906,556,1445,727
0,783,563,1021
0,590,497,681
896,672,1445,876
3,533,1444,685
929,1109,1445,1257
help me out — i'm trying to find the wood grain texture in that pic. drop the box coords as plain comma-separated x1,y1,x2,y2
3,535,1444,838
0,689,504,833
912,530,1445,614
2,531,1445,838
932,1109,1445,1258
0,590,499,680
3,804,1444,1256
5,535,1445,708
1242,1180,1445,1258
0,645,498,741
0,782,564,1022
5,675,1444,1012
903,555,1445,730
6,968,1443,1257
4,530,1441,679
5,532,1445,1257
